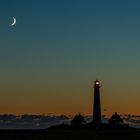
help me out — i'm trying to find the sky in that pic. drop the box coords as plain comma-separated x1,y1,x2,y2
0,0,140,116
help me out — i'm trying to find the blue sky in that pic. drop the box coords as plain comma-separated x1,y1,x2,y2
0,0,140,115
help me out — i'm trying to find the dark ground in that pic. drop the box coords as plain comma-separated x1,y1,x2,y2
0,128,140,140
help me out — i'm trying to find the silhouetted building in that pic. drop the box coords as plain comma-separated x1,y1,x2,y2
93,80,102,124
108,112,123,125
71,113,86,126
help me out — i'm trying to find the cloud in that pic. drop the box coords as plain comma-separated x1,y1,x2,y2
0,114,140,129
0,114,69,129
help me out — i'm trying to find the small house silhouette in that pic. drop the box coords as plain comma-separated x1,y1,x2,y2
71,113,86,126
108,112,123,125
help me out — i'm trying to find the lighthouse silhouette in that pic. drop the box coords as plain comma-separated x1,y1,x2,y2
93,80,102,124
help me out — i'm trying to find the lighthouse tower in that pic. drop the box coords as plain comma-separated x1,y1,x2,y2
93,80,102,124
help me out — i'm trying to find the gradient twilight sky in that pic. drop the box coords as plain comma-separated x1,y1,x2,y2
0,0,140,115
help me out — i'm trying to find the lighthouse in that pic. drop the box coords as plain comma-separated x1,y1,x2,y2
93,80,102,124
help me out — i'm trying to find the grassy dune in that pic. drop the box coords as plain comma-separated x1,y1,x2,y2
0,128,140,140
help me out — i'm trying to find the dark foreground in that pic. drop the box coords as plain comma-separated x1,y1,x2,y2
0,128,140,140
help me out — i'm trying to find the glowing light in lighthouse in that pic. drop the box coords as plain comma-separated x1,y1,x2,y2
95,81,99,85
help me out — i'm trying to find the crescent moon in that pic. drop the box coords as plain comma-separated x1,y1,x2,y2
11,17,16,26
